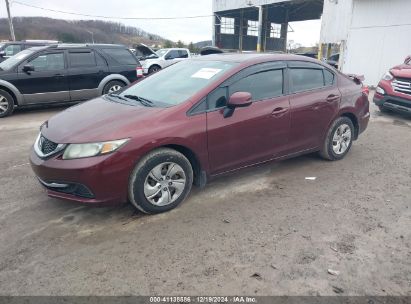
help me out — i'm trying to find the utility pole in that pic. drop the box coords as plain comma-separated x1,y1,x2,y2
256,5,263,52
5,0,16,41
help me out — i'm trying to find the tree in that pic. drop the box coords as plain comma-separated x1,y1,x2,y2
164,40,173,48
176,40,185,48
188,42,196,53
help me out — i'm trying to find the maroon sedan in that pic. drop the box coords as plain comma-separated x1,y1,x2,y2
30,54,369,214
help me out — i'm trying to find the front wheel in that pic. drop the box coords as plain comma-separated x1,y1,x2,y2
129,148,193,214
0,89,15,118
319,117,354,161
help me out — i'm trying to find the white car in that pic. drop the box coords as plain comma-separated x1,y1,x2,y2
136,45,191,75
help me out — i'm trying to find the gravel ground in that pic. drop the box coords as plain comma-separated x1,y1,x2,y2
0,95,410,296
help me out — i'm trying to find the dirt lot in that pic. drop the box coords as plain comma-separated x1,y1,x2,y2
0,96,410,296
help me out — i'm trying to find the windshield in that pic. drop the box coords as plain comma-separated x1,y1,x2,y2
0,49,34,71
155,49,168,57
118,60,235,106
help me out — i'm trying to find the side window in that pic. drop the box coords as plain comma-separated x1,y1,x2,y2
166,50,179,59
100,48,137,65
178,50,188,58
4,44,22,56
324,69,334,86
95,52,107,66
68,51,96,67
207,87,228,110
29,52,65,71
290,68,324,93
229,69,283,101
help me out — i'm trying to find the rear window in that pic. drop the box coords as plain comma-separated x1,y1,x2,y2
69,52,96,67
101,48,137,65
290,68,324,93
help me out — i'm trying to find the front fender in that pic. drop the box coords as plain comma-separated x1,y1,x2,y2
0,79,23,105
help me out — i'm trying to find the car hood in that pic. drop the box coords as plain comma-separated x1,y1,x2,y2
41,96,166,144
135,44,158,60
390,64,411,78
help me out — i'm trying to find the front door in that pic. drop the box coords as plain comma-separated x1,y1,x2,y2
287,62,340,152
207,65,290,175
17,50,70,104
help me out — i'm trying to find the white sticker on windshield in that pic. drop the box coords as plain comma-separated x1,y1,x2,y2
191,68,222,79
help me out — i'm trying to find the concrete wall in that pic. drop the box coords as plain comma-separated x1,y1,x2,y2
342,0,411,85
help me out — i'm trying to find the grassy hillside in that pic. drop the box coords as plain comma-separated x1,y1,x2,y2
0,17,167,47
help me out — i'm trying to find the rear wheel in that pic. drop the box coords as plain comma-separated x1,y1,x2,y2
0,89,15,118
103,80,125,94
320,117,354,161
129,148,193,214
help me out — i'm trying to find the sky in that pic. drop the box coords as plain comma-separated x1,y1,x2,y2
0,0,321,46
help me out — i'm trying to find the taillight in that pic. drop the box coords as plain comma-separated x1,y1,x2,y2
136,66,143,78
362,85,369,96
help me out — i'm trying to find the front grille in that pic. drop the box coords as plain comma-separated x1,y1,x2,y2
39,135,58,155
392,78,411,95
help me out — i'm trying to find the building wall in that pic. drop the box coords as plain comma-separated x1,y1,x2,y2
343,0,411,85
320,0,353,43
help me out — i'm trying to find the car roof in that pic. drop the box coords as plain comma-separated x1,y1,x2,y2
194,53,323,65
43,43,127,50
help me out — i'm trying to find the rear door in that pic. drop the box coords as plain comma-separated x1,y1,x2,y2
287,61,340,152
206,62,290,174
67,48,109,101
100,47,139,83
16,50,70,103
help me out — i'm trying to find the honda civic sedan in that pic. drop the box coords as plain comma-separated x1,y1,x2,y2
30,53,370,214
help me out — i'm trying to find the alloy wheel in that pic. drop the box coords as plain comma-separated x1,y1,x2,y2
0,95,9,114
143,162,186,206
108,85,122,93
332,123,352,155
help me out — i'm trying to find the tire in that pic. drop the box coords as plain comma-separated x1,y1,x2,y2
0,89,15,118
148,65,161,74
103,80,125,95
378,105,390,113
129,148,193,214
319,116,355,161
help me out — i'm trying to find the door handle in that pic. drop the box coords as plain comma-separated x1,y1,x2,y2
271,107,288,117
326,94,340,102
54,74,64,78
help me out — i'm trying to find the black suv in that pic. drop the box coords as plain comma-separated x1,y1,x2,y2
0,44,143,117
0,40,59,62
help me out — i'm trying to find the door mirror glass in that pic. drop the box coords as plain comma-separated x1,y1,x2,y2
23,64,35,72
227,92,252,108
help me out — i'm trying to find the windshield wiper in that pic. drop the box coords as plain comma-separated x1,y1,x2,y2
123,95,154,107
107,93,129,102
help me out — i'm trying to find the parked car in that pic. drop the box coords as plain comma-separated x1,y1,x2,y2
326,53,340,69
374,55,411,114
0,40,60,62
0,43,143,117
30,54,369,214
136,45,191,74
295,52,318,59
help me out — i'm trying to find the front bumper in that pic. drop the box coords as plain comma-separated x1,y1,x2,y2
30,148,132,205
374,94,411,114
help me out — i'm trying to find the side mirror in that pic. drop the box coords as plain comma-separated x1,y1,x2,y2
23,64,35,72
404,56,411,64
0,51,5,57
224,92,252,118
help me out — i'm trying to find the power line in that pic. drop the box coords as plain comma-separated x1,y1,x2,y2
12,0,214,20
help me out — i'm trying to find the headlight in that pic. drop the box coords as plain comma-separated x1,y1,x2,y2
376,86,385,95
382,71,393,81
62,139,129,160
